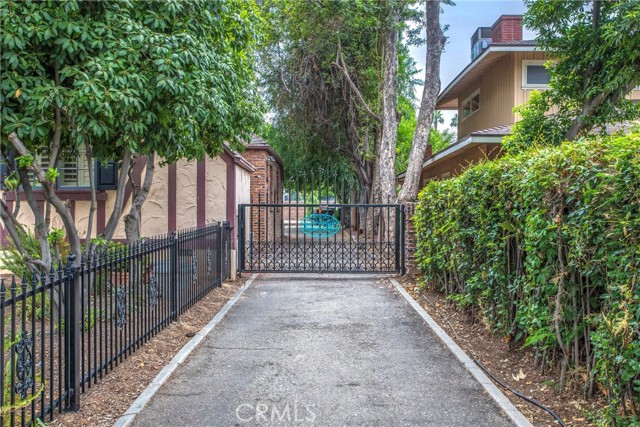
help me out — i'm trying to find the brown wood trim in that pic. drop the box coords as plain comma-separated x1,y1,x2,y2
221,151,236,249
168,163,177,232
5,190,108,202
197,160,206,226
97,198,106,234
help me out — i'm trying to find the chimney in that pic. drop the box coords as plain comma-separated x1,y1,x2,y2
491,15,523,43
424,144,433,161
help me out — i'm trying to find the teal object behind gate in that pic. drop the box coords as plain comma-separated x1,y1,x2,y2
300,213,341,238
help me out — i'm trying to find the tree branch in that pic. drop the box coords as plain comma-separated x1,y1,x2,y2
334,45,381,123
0,200,47,272
565,80,638,140
124,153,155,243
102,149,132,241
8,132,82,261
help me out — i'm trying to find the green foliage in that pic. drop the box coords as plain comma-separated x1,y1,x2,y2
395,98,455,174
1,0,264,163
259,0,422,184
46,227,65,246
512,0,640,148
415,132,640,424
44,167,59,183
503,90,568,154
15,155,33,169
0,229,41,279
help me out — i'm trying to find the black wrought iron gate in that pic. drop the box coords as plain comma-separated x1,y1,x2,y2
238,177,405,274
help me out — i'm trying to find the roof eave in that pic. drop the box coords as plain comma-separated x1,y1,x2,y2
436,45,538,109
396,134,504,179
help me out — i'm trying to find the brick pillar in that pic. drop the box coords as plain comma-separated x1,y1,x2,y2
403,202,419,276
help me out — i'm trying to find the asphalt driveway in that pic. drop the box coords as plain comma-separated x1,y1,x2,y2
130,274,518,427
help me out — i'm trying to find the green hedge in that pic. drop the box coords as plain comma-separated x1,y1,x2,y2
415,132,640,426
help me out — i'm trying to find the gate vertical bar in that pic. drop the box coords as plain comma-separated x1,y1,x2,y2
170,231,178,321
238,206,244,277
400,205,406,275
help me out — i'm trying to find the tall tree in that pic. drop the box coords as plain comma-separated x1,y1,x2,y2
397,0,447,202
522,0,640,142
432,110,444,130
260,0,442,206
374,1,402,204
1,0,264,268
260,0,389,189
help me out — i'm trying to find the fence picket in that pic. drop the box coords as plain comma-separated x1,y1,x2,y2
0,222,231,426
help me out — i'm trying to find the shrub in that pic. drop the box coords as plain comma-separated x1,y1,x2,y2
415,132,640,425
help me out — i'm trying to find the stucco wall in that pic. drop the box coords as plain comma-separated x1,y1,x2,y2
176,159,198,230
235,165,251,206
3,152,244,251
140,156,169,238
74,200,95,239
205,156,227,224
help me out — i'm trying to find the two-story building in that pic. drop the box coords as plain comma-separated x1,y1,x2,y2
400,14,640,185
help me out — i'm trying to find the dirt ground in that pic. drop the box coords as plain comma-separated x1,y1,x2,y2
399,276,605,427
48,278,244,427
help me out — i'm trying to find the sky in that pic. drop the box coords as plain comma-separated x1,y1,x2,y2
409,0,537,131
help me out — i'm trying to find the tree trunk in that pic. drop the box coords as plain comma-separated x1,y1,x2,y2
398,0,446,203
101,149,132,242
16,169,53,271
84,144,97,258
373,4,400,204
564,80,637,140
124,154,155,243
8,132,82,261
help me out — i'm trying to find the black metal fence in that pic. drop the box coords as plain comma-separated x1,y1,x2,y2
1,222,231,426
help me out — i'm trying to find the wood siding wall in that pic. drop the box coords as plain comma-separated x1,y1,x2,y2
458,55,515,139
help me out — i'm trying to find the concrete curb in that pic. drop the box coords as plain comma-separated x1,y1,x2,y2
389,278,533,427
113,274,259,427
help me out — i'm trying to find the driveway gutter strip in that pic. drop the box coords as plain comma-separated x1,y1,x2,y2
389,278,533,427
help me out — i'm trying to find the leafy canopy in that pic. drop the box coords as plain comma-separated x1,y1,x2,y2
507,0,640,152
259,0,422,185
1,0,264,162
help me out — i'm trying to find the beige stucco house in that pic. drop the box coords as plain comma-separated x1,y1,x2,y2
401,14,640,185
0,136,284,277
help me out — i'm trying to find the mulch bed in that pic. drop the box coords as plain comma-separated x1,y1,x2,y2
399,276,606,427
49,278,244,427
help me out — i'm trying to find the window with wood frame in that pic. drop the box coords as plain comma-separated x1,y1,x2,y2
461,90,480,120
522,60,551,88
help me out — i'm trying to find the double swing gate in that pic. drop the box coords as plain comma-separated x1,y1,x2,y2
238,176,405,274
